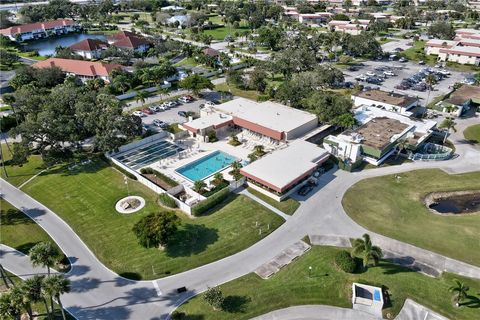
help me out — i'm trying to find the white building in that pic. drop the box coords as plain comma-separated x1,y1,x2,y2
352,89,419,115
323,106,436,166
438,46,480,66
0,19,80,42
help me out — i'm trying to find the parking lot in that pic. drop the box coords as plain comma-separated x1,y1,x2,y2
136,98,205,131
343,60,467,104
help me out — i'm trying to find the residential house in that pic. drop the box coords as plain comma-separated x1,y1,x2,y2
32,58,122,83
0,19,80,42
107,31,150,54
439,85,480,116
69,39,108,59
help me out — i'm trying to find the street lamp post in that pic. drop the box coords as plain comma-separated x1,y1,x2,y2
124,175,130,196
308,266,312,278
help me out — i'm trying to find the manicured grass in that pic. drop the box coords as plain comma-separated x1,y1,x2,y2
215,83,260,101
0,199,61,255
343,169,480,266
177,246,480,320
22,158,283,279
174,57,200,67
400,41,436,65
247,187,300,215
464,124,480,144
1,143,45,187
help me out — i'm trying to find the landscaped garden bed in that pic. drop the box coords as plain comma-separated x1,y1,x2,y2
140,167,179,190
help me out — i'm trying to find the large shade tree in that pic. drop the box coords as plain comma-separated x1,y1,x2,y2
132,211,180,248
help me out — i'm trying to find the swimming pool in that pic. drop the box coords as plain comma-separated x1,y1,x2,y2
176,151,237,181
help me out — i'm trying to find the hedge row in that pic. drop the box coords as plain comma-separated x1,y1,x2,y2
192,187,230,216
334,250,357,273
140,167,179,187
158,193,177,208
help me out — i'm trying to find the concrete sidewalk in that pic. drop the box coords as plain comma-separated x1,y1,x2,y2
237,188,291,221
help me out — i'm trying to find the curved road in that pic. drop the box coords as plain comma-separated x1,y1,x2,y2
1,117,479,319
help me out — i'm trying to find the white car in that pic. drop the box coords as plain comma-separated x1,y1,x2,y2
132,111,146,117
205,101,216,107
158,104,168,111
366,71,376,77
383,71,395,76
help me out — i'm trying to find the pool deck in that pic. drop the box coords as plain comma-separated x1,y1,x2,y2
149,136,252,188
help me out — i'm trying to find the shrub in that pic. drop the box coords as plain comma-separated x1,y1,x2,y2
192,188,230,216
158,193,177,208
140,167,178,187
334,250,357,273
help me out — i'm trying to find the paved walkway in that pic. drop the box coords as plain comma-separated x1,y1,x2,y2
237,188,291,220
1,116,479,319
251,299,447,320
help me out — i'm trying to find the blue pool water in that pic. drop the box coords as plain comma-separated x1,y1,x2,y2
176,151,237,181
373,289,381,301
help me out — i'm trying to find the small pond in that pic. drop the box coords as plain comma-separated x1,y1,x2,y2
23,33,107,56
429,192,480,215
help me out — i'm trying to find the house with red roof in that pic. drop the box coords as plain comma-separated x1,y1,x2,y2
107,31,150,54
32,58,122,83
69,39,108,59
0,19,80,42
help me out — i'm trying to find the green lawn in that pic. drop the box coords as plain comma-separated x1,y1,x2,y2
21,158,283,279
343,169,480,266
1,143,45,187
177,246,480,320
174,57,200,67
247,187,300,215
400,41,437,65
215,83,260,101
0,199,61,255
464,124,480,144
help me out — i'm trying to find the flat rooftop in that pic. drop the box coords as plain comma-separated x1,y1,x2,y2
355,89,418,108
445,85,480,106
240,140,329,192
214,97,317,134
350,117,409,150
183,113,233,131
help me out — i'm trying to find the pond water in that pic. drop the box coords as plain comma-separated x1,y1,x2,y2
23,33,107,56
429,193,480,214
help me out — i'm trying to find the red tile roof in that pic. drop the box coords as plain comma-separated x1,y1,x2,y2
0,19,76,36
70,38,108,51
32,58,122,77
108,30,138,41
202,47,219,57
112,35,149,49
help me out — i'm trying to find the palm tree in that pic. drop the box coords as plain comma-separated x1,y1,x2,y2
253,145,265,157
424,74,437,108
0,291,22,319
42,275,71,320
351,234,383,269
23,275,47,320
29,242,60,276
439,117,457,143
193,180,207,194
135,90,149,108
449,279,469,307
9,285,31,319
395,139,409,160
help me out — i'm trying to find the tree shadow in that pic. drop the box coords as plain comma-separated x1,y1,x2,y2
70,277,101,293
461,294,480,308
15,242,40,255
1,208,35,225
118,272,142,281
68,305,131,320
221,295,251,313
165,224,219,257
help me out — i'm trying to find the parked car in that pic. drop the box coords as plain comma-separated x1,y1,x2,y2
205,101,216,107
418,60,425,65
141,108,153,115
298,183,314,196
348,66,360,72
384,70,396,77
412,83,427,91
399,57,408,63
366,77,382,84
178,111,188,117
153,119,168,128
179,95,194,103
355,74,368,81
366,71,376,77
132,111,146,117
148,106,158,113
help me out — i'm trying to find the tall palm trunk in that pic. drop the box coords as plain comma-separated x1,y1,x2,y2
43,297,52,320
57,295,67,320
0,264,14,288
49,295,55,320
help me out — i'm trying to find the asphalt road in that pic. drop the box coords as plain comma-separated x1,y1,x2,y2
2,116,479,319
